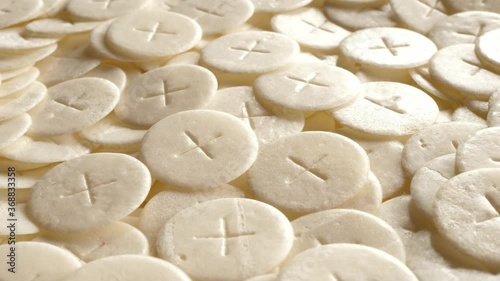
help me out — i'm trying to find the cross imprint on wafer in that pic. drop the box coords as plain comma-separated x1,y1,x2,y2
287,155,329,183
229,40,271,60
91,0,121,9
53,92,90,112
239,102,272,129
369,37,410,56
180,131,222,159
134,22,176,42
193,217,256,256
417,0,446,17
191,2,226,20
365,95,407,114
462,59,487,76
0,8,11,14
301,19,336,34
286,73,329,93
142,80,188,106
478,188,500,223
62,173,117,204
456,23,486,43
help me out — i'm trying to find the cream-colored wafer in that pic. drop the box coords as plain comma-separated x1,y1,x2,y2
67,0,150,21
428,11,500,48
106,10,202,60
29,77,120,137
248,131,369,213
35,221,149,262
410,154,456,220
115,64,217,127
254,62,360,112
434,168,500,267
63,255,191,281
201,31,300,74
139,183,245,252
140,110,258,189
278,244,418,281
0,242,82,281
290,209,406,261
340,27,437,69
157,198,294,281
430,44,500,101
29,153,151,233
0,67,39,98
456,127,500,172
0,113,31,150
331,82,439,136
271,8,350,50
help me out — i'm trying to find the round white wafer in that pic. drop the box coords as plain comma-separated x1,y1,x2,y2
0,66,33,81
429,44,500,101
0,67,39,98
157,198,293,281
0,44,57,72
324,3,398,31
340,27,437,68
271,8,350,50
402,122,485,176
291,209,405,261
205,86,304,145
115,64,218,127
36,55,101,88
29,78,120,137
201,31,300,74
0,134,92,164
456,127,500,172
0,0,42,30
0,81,47,122
63,255,191,281
35,221,149,262
139,184,244,251
67,0,150,21
140,110,258,190
442,0,500,13
434,168,500,267
249,0,312,12
254,62,360,112
0,28,61,52
488,89,500,127
169,0,255,35
0,113,30,150
331,82,439,136
0,242,81,281
106,10,202,60
389,0,449,34
248,131,369,213
278,244,418,281
25,18,100,37
410,154,456,220
428,11,500,49
476,28,500,71
29,153,151,233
